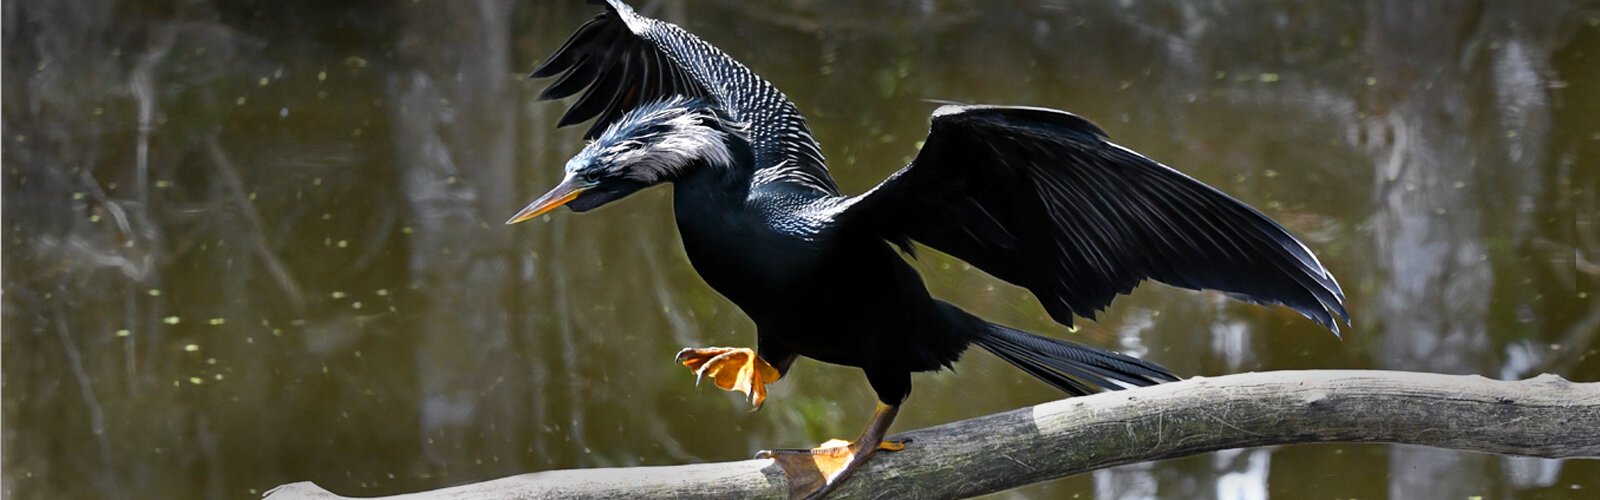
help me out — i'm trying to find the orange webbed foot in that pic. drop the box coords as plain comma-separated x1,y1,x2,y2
675,347,781,409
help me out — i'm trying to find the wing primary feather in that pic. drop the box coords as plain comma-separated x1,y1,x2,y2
529,16,608,78
587,52,641,138
840,105,1348,336
560,46,628,129
538,51,603,101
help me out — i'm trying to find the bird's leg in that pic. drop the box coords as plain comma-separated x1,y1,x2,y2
757,402,905,500
675,347,782,409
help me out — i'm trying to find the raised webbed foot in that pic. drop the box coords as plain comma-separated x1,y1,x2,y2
675,347,781,409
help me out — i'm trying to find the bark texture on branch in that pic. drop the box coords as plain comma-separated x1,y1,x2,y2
265,370,1600,500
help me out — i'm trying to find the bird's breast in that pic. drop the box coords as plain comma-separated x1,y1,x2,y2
675,211,820,306
675,208,975,373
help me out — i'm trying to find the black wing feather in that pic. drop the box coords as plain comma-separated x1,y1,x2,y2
539,50,603,101
529,16,609,79
845,105,1348,334
560,51,628,128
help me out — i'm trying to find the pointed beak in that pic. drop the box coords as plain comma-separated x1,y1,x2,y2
505,174,596,225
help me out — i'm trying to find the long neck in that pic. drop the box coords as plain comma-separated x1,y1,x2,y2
670,137,754,209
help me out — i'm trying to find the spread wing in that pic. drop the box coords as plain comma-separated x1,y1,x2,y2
842,105,1349,333
532,0,837,194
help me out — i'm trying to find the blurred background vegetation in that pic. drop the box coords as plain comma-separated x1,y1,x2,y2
3,0,1598,498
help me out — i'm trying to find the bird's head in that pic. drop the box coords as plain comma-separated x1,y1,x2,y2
506,97,747,224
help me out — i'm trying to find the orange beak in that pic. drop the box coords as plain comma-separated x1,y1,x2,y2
505,175,594,225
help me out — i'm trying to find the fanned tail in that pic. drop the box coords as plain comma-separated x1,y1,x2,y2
973,322,1178,396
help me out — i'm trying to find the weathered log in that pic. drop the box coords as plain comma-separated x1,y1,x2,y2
265,370,1600,499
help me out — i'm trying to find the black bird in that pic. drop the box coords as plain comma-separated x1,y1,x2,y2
508,1,1347,497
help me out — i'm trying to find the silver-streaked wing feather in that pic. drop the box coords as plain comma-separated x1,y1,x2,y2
533,0,837,194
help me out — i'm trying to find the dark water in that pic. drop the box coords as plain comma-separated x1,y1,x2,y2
4,1,1598,498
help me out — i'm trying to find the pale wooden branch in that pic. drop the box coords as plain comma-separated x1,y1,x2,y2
265,370,1600,500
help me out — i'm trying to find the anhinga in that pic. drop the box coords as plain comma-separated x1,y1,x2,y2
508,1,1347,498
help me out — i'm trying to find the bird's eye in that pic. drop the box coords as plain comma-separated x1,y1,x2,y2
579,171,600,184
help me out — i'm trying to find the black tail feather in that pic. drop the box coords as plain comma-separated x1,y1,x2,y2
974,322,1178,397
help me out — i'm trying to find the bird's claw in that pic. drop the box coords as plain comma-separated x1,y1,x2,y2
675,347,781,409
